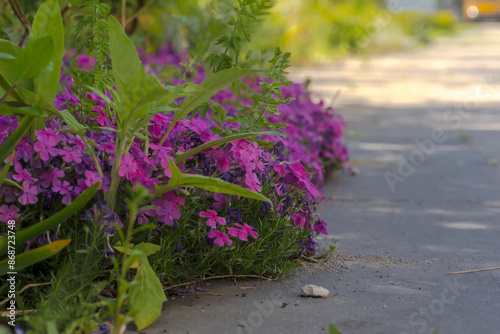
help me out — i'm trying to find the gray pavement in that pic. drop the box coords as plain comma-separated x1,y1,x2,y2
146,23,500,334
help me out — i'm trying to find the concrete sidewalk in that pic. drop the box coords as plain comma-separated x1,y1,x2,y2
146,24,500,334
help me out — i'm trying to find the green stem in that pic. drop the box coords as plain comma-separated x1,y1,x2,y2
113,201,138,334
106,136,127,212
0,81,19,105
80,135,103,178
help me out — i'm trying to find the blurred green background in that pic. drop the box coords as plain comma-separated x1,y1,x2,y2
0,0,461,64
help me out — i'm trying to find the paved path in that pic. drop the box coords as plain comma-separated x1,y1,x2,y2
146,23,500,334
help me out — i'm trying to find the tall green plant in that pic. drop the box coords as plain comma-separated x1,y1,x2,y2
0,0,99,276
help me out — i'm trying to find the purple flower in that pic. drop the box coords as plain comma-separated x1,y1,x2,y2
313,219,328,236
199,209,226,228
207,230,232,247
12,164,37,184
34,133,59,161
227,223,258,241
0,204,20,221
244,173,261,192
40,168,64,188
53,181,73,205
60,146,83,164
19,183,39,205
118,154,137,179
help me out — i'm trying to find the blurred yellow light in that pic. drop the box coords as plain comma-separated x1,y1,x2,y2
466,5,479,18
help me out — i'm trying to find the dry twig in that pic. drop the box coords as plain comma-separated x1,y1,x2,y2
445,267,500,275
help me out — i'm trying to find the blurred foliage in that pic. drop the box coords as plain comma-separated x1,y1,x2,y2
1,0,458,64
245,0,459,63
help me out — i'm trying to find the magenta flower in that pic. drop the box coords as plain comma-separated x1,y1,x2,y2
152,197,181,226
212,193,227,210
12,164,37,184
313,162,323,179
34,134,59,161
19,183,39,205
84,171,101,188
244,173,261,192
273,164,287,177
0,186,20,203
199,209,226,228
60,146,83,164
227,223,258,241
0,204,19,222
40,168,64,188
118,154,138,179
292,213,311,230
98,142,116,154
53,181,73,205
313,219,328,236
207,230,232,247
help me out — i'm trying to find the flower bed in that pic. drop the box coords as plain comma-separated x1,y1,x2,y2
0,1,348,331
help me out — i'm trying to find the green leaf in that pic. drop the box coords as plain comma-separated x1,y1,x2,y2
175,131,283,165
0,53,15,60
17,87,61,117
155,159,271,203
0,72,28,105
173,68,264,125
128,254,166,330
0,105,47,117
329,324,342,334
60,109,87,134
85,85,117,110
0,182,100,256
3,179,24,191
108,15,165,122
0,151,15,188
15,36,54,80
0,40,21,90
108,16,142,90
134,243,161,256
0,115,34,163
0,240,71,276
31,0,64,103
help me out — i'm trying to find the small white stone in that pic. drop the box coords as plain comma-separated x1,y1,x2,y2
300,285,329,298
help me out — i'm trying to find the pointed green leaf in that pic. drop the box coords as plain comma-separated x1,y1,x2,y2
60,109,87,134
155,159,271,203
329,324,342,334
0,105,47,117
31,0,64,103
168,157,182,182
134,243,161,256
85,85,117,110
0,240,71,276
0,182,100,256
0,53,15,60
0,40,21,89
176,174,271,202
0,151,15,187
129,254,167,330
0,115,34,162
17,87,61,117
15,37,54,79
108,16,142,88
0,72,28,105
174,68,264,123
175,131,283,165
3,179,23,191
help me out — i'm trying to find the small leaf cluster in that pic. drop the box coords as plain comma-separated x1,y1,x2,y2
207,0,274,73
73,0,113,91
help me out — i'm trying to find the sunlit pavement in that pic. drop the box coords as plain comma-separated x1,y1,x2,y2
145,23,500,334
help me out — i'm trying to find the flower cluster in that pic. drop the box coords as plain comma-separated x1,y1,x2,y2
0,45,348,252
